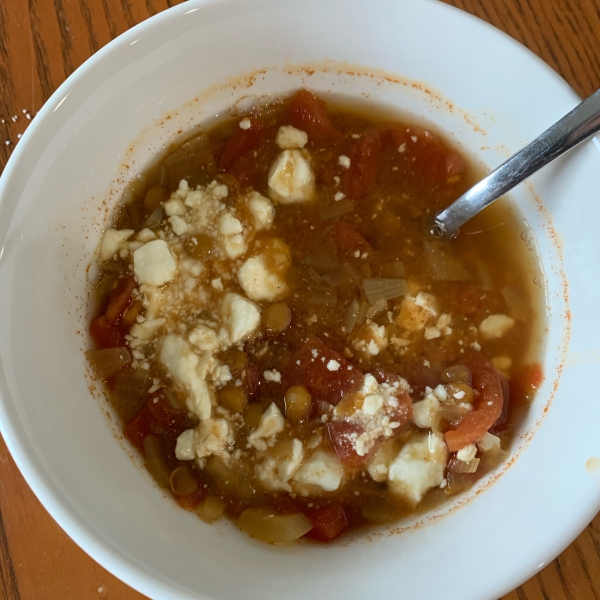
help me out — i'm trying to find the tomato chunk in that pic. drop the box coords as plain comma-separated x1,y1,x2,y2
305,504,348,542
286,335,363,405
287,89,341,143
509,363,544,408
445,354,504,452
372,369,413,426
105,277,136,324
124,410,151,451
341,129,382,200
90,314,125,349
327,421,368,468
219,117,265,172
330,220,372,260
145,393,188,438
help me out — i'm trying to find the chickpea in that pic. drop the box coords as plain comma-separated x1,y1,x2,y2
183,233,212,260
217,384,248,413
170,466,199,496
284,385,312,423
262,303,292,334
244,403,263,430
144,185,168,211
440,364,472,385
221,348,249,374
444,381,475,404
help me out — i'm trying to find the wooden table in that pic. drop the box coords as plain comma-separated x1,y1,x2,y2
0,0,599,597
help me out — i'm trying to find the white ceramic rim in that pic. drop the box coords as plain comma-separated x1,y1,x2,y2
0,1,597,599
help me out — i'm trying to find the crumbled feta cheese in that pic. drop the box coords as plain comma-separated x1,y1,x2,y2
163,198,187,216
239,118,252,130
327,359,340,371
263,369,282,383
188,324,219,352
338,155,351,168
470,340,482,351
100,229,134,261
398,143,406,153
457,444,477,462
211,278,223,291
247,191,275,230
424,327,441,340
219,213,243,235
477,432,501,452
276,125,308,149
334,192,345,201
160,334,212,420
268,149,315,204
353,321,388,356
293,450,344,492
396,292,438,331
363,394,384,415
176,419,233,460
248,403,285,451
130,318,166,340
412,391,441,429
367,438,399,482
432,384,448,402
169,215,188,236
255,439,304,492
136,228,156,242
133,240,177,286
387,432,448,505
479,314,515,339
437,313,452,329
221,293,261,345
237,241,291,302
175,429,195,460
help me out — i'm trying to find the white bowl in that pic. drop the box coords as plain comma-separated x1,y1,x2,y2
1,0,599,598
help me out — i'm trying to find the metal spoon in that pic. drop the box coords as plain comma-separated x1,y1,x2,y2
431,88,600,238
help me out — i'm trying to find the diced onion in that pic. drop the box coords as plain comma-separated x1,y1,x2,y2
143,436,171,488
237,509,313,543
447,457,480,474
363,278,408,304
107,368,152,422
380,261,405,278
345,298,360,334
341,262,361,282
143,206,164,229
320,199,354,220
301,251,340,273
366,298,388,319
307,286,337,305
87,347,130,380
424,240,471,281
322,269,343,287
355,299,369,326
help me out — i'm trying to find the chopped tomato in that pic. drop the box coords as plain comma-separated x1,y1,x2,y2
372,369,413,426
445,354,504,452
305,504,348,542
90,314,125,349
341,129,382,200
175,487,205,511
229,155,258,187
330,220,372,260
389,125,466,182
105,277,136,324
124,410,151,451
287,89,341,143
219,117,265,172
327,420,368,467
509,362,544,408
145,393,188,437
490,374,510,432
286,335,363,405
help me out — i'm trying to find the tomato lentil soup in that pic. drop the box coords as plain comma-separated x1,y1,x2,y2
88,90,544,544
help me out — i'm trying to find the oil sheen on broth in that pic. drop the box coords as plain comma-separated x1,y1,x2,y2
88,90,545,544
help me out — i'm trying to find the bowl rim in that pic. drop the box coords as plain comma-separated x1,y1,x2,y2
0,0,597,599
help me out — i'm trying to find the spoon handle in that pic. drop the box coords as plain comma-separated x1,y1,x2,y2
433,88,600,238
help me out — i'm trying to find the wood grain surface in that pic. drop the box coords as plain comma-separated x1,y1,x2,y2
0,0,599,598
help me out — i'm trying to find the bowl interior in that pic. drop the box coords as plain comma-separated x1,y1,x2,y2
0,1,599,599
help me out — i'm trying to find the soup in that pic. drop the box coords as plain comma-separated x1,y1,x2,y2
88,90,544,543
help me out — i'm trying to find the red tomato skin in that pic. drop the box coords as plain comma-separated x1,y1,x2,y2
219,117,265,172
105,277,135,323
124,410,151,451
286,335,363,405
305,504,349,542
287,89,341,143
330,220,372,260
90,314,125,349
341,129,382,200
